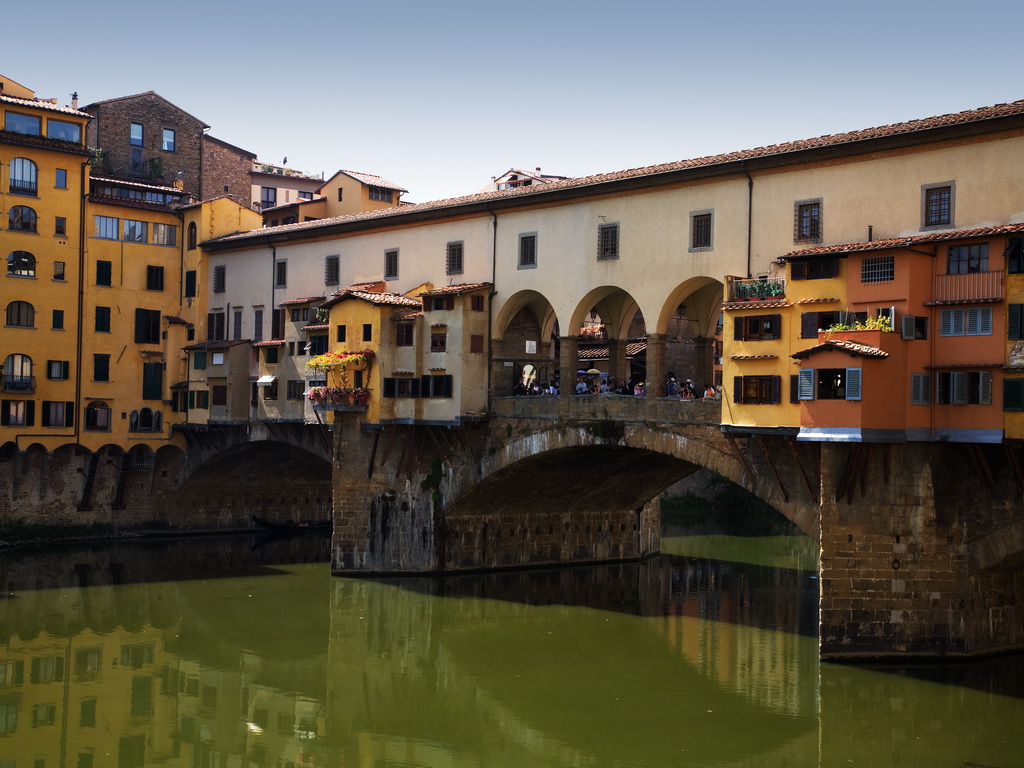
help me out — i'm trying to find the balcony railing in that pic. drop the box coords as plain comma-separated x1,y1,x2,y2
728,277,786,303
2,375,35,393
933,270,1003,303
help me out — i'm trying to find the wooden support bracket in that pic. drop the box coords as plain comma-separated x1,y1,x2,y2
754,435,789,503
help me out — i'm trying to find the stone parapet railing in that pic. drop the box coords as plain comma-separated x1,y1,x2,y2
491,393,721,426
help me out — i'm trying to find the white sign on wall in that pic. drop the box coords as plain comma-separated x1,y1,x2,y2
525,340,537,354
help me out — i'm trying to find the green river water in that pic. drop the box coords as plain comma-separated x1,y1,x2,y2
0,529,1020,768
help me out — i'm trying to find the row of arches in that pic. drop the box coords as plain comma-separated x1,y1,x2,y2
493,279,725,394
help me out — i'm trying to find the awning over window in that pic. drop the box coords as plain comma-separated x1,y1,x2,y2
256,375,277,386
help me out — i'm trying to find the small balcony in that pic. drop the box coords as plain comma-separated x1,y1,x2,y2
728,277,786,303
2,375,35,393
933,270,1003,303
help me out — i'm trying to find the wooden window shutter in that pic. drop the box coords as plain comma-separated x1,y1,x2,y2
797,369,815,400
733,376,743,404
845,368,862,401
801,313,819,339
952,371,968,404
1004,379,1024,412
383,378,396,398
733,316,744,341
1010,305,1023,340
769,376,781,404
902,314,917,340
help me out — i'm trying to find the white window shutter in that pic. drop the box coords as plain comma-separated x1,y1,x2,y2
845,368,862,400
798,368,815,400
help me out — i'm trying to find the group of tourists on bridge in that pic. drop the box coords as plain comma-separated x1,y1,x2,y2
513,372,719,400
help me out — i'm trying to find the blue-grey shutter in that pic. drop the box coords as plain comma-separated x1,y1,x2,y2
1010,305,1023,340
902,314,917,340
952,371,968,404
798,369,815,400
845,368,862,401
979,372,992,405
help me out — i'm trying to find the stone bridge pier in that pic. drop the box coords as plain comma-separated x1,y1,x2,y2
329,396,1023,660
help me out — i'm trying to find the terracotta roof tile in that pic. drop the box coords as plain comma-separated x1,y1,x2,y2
578,341,647,359
723,299,789,311
0,129,92,157
794,297,841,304
334,169,407,192
163,315,189,325
392,311,423,321
419,282,492,296
209,99,1024,247
925,362,1003,369
791,339,889,359
183,339,251,351
252,340,284,347
0,93,92,117
88,193,176,212
786,222,1024,258
280,296,325,306
729,354,779,360
322,289,420,308
302,323,329,332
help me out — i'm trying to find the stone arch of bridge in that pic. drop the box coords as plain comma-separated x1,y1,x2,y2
181,439,331,495
447,420,820,540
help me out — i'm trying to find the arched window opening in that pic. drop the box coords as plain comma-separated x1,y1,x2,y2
187,222,197,250
8,206,38,233
9,158,38,195
7,251,36,277
2,353,33,392
5,300,34,327
84,401,111,431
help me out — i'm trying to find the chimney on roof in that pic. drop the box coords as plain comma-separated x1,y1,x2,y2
71,92,78,109
536,167,541,173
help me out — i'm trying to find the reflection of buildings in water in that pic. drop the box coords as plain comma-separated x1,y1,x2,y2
655,557,820,717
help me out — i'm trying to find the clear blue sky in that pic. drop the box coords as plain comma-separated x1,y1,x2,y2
9,0,1023,204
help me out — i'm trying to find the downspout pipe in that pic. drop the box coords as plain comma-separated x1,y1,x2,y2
486,204,497,414
742,161,753,279
73,158,90,445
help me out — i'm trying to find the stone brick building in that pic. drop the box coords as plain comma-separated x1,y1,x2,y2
202,134,256,207
83,91,209,193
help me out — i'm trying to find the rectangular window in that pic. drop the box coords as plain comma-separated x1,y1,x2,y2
55,168,68,188
325,255,340,285
309,335,328,355
732,375,781,405
797,367,862,400
96,260,112,286
94,354,110,382
95,216,118,240
910,373,932,405
427,295,455,311
733,314,781,341
383,377,420,398
264,346,279,364
48,360,69,380
275,260,287,288
421,374,454,398
1004,379,1024,412
134,309,161,344
396,324,414,346
430,330,447,352
261,187,277,209
253,308,264,341
937,371,991,405
923,183,953,228
1006,238,1023,274
471,334,484,353
0,400,33,427
597,222,619,260
940,307,992,336
369,186,393,202
471,294,485,312
1010,304,1024,340
286,380,304,400
446,241,464,275
193,351,206,370
213,265,226,293
384,249,399,280
54,261,65,280
272,308,284,339
48,120,81,143
146,265,164,291
95,306,111,332
122,219,147,243
151,223,176,246
162,128,176,152
184,270,196,297
362,323,372,342
794,200,822,242
262,382,278,401
690,211,713,250
55,216,66,236
519,233,537,268
207,312,225,341
142,362,163,400
130,123,143,146
5,112,41,135
790,257,839,280
211,385,227,407
52,309,64,330
861,256,894,283
232,310,242,340
948,244,988,275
